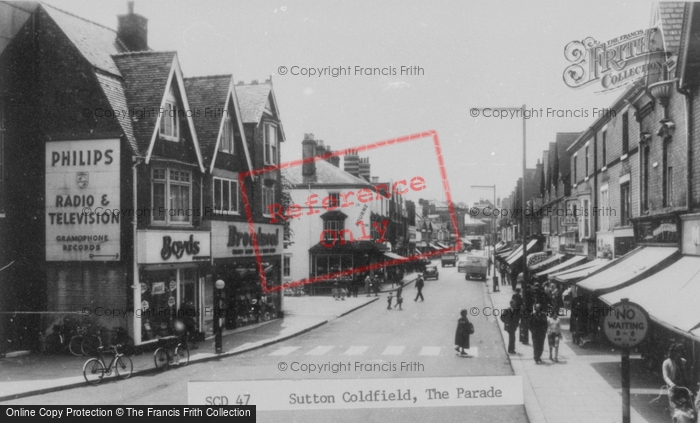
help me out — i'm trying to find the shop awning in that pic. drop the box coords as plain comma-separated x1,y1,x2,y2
308,240,382,255
384,252,407,261
529,253,564,271
429,243,441,250
576,246,680,296
551,259,613,283
435,242,449,249
461,238,473,246
535,255,586,277
600,256,700,339
506,239,538,266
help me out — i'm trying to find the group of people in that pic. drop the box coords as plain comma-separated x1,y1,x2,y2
386,275,425,310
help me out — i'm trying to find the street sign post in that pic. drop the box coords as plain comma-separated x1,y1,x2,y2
602,298,649,423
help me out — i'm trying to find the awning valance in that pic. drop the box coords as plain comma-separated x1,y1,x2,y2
600,256,700,340
551,259,612,283
576,246,679,296
506,240,538,266
529,253,564,271
384,252,407,261
535,255,586,277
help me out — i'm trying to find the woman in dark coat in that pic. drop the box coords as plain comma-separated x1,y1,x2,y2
454,309,471,355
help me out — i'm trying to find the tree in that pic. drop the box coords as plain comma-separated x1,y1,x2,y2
280,175,295,247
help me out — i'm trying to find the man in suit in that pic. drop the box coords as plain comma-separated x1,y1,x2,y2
414,276,425,301
501,300,520,354
529,303,549,364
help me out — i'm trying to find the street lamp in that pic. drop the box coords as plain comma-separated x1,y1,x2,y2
214,279,225,354
472,185,497,291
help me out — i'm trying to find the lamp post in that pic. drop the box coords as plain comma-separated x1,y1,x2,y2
214,279,225,354
472,105,527,289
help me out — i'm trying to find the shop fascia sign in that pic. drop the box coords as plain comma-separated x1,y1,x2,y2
210,221,282,258
563,27,667,92
137,230,211,263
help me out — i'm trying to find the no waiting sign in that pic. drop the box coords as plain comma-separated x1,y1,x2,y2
603,299,649,348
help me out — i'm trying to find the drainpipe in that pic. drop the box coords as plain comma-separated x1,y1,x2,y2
132,157,142,344
676,80,692,212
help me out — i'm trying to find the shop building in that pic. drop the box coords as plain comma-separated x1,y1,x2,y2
282,135,387,294
197,78,285,330
0,3,286,350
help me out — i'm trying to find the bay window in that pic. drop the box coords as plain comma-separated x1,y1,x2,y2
152,168,192,224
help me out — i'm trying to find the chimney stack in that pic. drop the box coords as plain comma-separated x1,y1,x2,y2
359,157,371,182
302,134,317,176
344,150,360,177
118,2,149,52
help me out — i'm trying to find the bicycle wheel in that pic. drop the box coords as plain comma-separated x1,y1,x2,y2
175,344,189,366
121,335,135,356
83,358,105,385
115,355,133,379
69,336,84,356
153,347,169,370
81,335,102,356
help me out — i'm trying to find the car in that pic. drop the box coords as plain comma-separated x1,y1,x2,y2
457,260,468,273
423,264,439,280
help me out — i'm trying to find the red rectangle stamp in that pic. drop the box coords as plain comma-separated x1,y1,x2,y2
239,130,461,293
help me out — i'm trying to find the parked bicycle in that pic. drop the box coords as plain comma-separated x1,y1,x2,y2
43,317,88,356
82,326,135,357
82,344,133,385
153,335,189,370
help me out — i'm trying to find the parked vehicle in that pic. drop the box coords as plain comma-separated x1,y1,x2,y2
457,260,468,273
464,255,488,280
424,264,439,280
440,253,457,267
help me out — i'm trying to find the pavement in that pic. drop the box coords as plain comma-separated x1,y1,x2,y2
0,274,419,402
486,275,670,423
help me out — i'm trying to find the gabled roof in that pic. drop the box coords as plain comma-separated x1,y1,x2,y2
40,3,140,155
184,75,253,173
236,81,286,142
42,3,128,77
282,160,372,187
112,52,204,170
113,51,176,153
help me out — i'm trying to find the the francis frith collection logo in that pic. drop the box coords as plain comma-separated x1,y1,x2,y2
563,28,667,92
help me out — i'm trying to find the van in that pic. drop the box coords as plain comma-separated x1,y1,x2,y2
464,255,488,280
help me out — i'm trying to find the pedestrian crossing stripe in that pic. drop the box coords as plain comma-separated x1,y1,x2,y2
269,346,300,356
267,346,479,357
381,346,405,355
343,346,369,355
306,346,334,355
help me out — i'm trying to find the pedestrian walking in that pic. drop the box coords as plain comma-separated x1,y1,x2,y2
414,276,425,301
547,308,562,362
487,257,493,276
454,309,472,356
500,300,520,354
387,292,394,310
365,275,371,297
394,284,403,310
373,275,381,296
519,285,531,345
529,303,548,364
663,343,689,389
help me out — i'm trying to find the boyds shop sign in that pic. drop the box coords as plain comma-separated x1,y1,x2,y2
137,231,211,264
563,27,667,92
45,139,121,261
210,221,282,258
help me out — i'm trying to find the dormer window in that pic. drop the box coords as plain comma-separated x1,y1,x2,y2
219,116,234,154
160,89,180,141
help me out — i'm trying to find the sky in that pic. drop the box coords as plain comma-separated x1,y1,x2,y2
42,0,658,206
